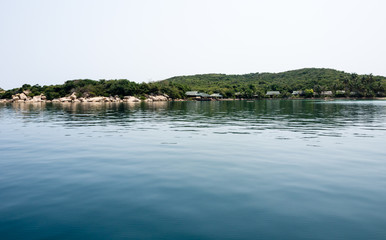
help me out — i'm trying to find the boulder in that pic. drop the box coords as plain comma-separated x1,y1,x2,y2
59,97,71,102
149,95,168,101
157,95,168,101
19,93,28,100
123,96,140,102
70,92,77,100
110,96,120,102
32,95,42,102
88,97,104,102
12,95,20,101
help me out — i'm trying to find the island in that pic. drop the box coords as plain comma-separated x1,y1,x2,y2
1,68,385,103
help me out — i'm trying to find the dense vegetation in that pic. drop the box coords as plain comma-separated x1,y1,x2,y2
0,80,190,100
1,68,385,100
162,68,386,98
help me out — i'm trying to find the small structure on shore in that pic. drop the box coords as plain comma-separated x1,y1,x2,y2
210,93,223,99
321,91,333,96
335,90,346,97
185,91,222,100
199,93,211,99
292,91,304,95
266,91,280,97
185,91,201,97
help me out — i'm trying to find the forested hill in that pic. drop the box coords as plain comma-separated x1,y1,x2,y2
161,68,386,97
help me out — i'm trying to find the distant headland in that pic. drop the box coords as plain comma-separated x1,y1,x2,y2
1,68,385,103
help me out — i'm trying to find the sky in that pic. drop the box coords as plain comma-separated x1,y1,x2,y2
0,0,385,90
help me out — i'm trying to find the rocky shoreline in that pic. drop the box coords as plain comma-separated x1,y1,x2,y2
1,91,385,104
0,92,170,103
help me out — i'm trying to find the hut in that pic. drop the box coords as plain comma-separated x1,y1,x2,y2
266,91,280,97
321,91,333,96
210,93,223,99
185,91,211,100
292,90,304,95
185,91,201,97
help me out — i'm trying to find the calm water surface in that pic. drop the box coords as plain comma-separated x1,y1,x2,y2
0,100,386,239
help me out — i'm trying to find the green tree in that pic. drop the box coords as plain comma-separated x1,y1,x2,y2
304,89,314,98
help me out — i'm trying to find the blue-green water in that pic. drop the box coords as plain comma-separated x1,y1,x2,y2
0,100,386,240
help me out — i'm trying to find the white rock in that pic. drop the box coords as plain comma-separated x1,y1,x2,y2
158,95,168,101
70,92,77,100
32,96,42,102
124,96,140,102
59,97,71,102
19,93,27,100
88,97,104,102
148,95,168,101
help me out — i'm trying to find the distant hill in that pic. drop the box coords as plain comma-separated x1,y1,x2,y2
161,68,386,97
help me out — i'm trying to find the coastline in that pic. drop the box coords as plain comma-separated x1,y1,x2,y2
1,96,385,104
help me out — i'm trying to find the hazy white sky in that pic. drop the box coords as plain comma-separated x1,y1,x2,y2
0,0,385,89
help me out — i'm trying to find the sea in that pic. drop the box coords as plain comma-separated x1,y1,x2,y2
0,100,385,239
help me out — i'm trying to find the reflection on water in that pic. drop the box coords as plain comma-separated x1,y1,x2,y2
2,100,386,138
0,100,386,240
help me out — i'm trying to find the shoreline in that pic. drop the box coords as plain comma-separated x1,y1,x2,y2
1,96,385,104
